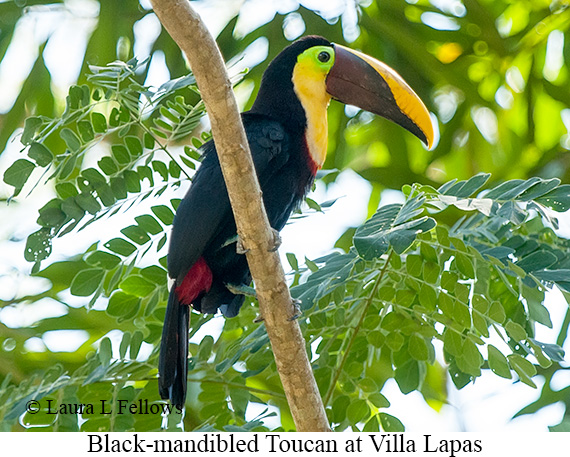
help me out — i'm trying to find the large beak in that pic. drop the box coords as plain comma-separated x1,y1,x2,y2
326,44,434,149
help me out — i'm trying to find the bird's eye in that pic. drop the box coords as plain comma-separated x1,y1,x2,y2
318,51,331,63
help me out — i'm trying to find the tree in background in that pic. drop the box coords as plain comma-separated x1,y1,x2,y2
0,0,568,431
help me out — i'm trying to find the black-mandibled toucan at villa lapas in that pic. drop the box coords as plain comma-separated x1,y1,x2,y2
159,36,435,407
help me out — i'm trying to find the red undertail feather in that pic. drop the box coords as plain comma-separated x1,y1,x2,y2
175,257,213,304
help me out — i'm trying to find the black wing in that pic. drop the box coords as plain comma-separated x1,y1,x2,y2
167,114,290,282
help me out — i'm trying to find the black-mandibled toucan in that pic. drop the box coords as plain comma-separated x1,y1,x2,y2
159,36,434,407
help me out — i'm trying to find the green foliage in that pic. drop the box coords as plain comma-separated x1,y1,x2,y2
1,0,569,433
5,58,204,276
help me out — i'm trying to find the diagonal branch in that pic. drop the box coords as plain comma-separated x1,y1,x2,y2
149,0,330,431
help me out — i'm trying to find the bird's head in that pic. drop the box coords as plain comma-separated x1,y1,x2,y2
252,36,434,152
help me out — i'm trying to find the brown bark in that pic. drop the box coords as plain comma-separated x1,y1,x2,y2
150,0,330,432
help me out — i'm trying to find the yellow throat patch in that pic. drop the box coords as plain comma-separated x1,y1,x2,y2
291,51,332,168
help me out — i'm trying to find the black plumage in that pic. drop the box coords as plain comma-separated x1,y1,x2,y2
159,37,332,407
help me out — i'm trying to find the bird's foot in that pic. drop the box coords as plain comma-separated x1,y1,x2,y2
268,228,282,252
236,236,249,254
253,314,264,323
288,298,302,321
226,283,257,298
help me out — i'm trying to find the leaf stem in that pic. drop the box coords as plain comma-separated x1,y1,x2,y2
323,250,393,406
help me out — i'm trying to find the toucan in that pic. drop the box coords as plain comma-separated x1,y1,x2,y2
159,35,434,407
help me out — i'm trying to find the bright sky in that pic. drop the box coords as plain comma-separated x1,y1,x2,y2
0,0,568,432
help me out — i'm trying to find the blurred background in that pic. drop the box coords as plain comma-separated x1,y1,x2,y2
0,0,569,431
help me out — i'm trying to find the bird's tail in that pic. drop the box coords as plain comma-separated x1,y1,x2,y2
158,288,189,408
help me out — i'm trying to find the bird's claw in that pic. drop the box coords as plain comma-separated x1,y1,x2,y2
288,298,302,321
236,236,249,254
268,228,282,252
253,314,264,323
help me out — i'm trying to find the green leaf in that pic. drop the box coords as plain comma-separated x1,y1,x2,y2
485,178,540,200
70,268,104,296
472,294,489,313
516,250,558,272
28,142,53,167
107,291,140,318
95,182,116,207
453,302,471,328
77,120,95,142
129,330,144,360
82,167,106,184
85,251,121,269
358,377,379,393
56,182,79,199
119,332,131,359
121,225,151,245
198,335,214,361
443,329,463,357
104,238,137,256
455,253,475,278
60,128,81,151
286,252,299,271
123,170,141,193
508,354,537,388
441,271,458,291
25,228,52,262
120,275,156,297
518,178,560,201
409,333,429,361
536,185,570,212
58,154,77,180
98,157,118,175
368,392,390,408
61,198,84,220
346,399,370,424
98,337,112,366
395,359,421,393
354,198,435,259
331,396,350,423
37,199,65,227
418,283,437,310
420,241,438,262
488,301,506,323
111,145,130,164
151,205,174,225
379,413,405,432
505,320,528,341
168,160,181,178
144,132,155,149
363,415,380,432
91,112,107,133
152,161,169,180
135,215,163,235
3,158,35,192
21,116,42,145
405,254,423,278
443,173,490,197
140,266,167,284
457,340,483,376
75,192,101,215
124,136,143,157
487,345,512,379
422,261,440,284
110,176,127,199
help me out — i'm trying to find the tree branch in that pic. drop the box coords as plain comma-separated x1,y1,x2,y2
149,0,330,431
